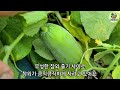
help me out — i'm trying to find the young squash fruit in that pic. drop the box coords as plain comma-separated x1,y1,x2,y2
40,23,83,64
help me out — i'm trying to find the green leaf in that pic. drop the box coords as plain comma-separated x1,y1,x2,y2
80,11,119,41
62,18,90,49
32,38,54,61
11,36,33,61
0,17,23,44
106,20,120,45
70,11,81,27
0,17,33,61
94,50,114,61
0,17,8,33
0,40,5,59
62,18,85,42
29,50,60,79
101,53,114,65
29,50,56,65
112,65,120,79
19,11,48,37
29,50,58,72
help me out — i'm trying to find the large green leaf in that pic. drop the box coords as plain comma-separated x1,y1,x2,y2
32,38,54,61
0,17,33,61
112,65,120,79
19,11,48,37
80,11,119,41
106,20,120,45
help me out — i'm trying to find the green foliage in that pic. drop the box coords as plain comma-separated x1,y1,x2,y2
0,17,8,33
106,20,120,45
70,11,81,27
19,11,48,37
112,65,120,79
62,18,90,49
0,17,33,61
101,53,114,65
80,11,119,41
1,11,120,79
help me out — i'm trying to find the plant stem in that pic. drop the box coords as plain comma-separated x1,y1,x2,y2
3,32,24,64
85,41,88,50
86,67,107,72
88,62,93,67
95,62,103,68
102,52,120,79
80,67,107,79
54,11,63,24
